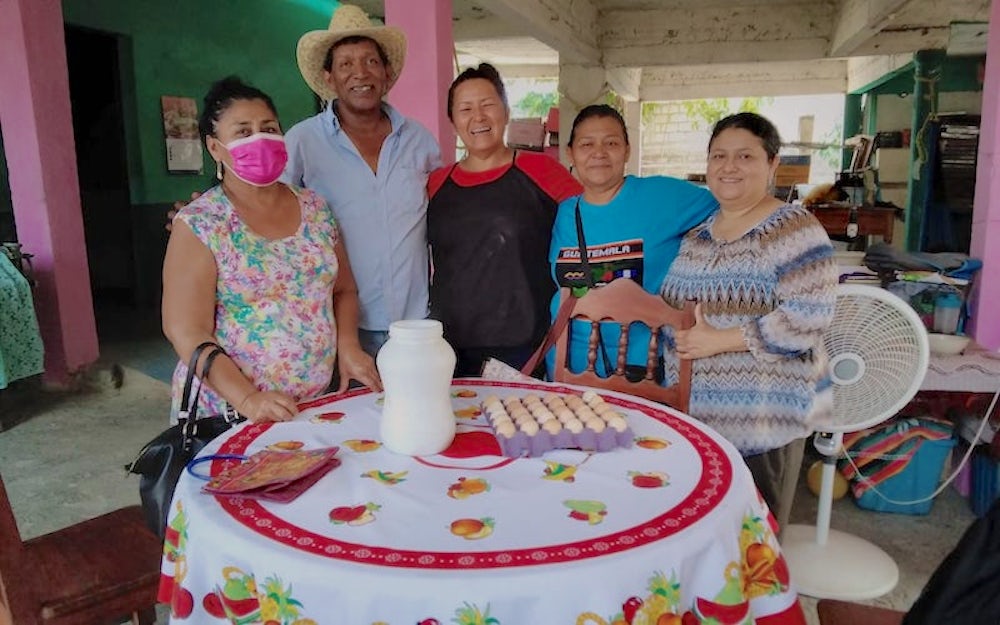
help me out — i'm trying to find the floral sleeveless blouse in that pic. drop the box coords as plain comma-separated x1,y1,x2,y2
170,184,339,419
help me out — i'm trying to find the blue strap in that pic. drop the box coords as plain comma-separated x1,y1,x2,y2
185,454,248,481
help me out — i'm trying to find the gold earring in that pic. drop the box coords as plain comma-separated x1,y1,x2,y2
216,161,223,180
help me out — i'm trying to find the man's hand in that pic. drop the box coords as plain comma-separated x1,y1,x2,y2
166,191,202,232
336,344,383,393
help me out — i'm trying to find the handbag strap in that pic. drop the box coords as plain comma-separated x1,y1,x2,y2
574,200,615,374
520,291,578,376
185,346,227,423
178,341,225,423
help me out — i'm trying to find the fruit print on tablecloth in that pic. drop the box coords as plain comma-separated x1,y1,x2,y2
447,476,490,499
361,469,408,485
634,436,670,450
310,411,345,424
738,511,790,599
267,440,305,452
564,499,608,525
627,470,669,489
329,502,380,526
200,567,316,625
449,517,494,540
343,438,382,452
160,500,196,619
453,602,499,625
542,460,579,482
454,406,483,419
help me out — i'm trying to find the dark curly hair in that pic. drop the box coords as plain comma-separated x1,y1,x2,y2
198,76,278,140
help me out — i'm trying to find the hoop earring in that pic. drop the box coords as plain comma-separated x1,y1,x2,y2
216,160,223,181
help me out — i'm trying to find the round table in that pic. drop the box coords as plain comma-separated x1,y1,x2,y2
158,379,805,625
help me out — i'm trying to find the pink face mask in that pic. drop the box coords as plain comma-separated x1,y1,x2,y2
222,133,288,187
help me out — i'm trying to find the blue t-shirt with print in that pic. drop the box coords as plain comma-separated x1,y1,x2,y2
547,175,717,376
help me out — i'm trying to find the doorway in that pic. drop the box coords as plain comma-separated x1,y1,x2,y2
64,26,173,383
65,25,135,307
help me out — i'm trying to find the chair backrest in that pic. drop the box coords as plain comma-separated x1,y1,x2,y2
0,471,38,625
552,278,694,412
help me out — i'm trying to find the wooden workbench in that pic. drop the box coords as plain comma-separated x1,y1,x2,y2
807,204,898,243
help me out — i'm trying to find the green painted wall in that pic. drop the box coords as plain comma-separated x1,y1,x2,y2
61,0,338,204
857,55,986,97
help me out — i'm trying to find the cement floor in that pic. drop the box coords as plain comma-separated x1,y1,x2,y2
0,363,980,625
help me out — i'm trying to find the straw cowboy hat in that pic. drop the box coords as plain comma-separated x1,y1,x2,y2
296,4,407,102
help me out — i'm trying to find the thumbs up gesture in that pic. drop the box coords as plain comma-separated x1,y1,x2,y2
674,303,746,360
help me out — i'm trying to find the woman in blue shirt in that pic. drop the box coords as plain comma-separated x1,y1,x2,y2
547,105,717,377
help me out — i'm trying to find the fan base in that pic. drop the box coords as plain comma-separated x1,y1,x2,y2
782,524,899,600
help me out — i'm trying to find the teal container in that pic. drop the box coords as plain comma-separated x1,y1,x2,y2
855,437,956,515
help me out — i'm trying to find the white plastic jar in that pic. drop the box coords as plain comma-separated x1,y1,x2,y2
377,319,457,456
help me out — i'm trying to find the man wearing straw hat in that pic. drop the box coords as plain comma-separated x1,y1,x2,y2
286,3,442,357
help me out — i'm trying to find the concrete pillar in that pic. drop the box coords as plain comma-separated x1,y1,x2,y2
0,0,98,385
905,49,946,251
842,93,863,170
624,100,641,176
968,0,1000,348
385,0,455,164
558,62,609,166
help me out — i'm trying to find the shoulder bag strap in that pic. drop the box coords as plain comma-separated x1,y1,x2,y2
178,341,221,423
574,201,615,374
186,346,227,423
180,344,233,450
520,290,578,376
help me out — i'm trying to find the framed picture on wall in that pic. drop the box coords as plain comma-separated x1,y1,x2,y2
161,96,203,173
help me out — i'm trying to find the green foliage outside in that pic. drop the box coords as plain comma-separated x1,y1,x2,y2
817,122,844,170
514,91,558,118
680,97,770,129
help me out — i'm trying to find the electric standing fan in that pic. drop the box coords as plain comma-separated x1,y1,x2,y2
782,284,930,600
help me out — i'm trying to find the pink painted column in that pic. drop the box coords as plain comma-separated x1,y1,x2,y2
385,0,456,164
0,0,98,383
969,0,1000,348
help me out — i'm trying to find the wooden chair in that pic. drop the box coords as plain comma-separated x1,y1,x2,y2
0,470,161,625
816,599,905,625
552,278,695,412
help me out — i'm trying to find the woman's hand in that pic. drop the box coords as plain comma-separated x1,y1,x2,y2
674,303,747,360
238,390,299,423
336,344,383,393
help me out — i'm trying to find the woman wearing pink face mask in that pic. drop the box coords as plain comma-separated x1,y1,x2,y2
162,76,381,424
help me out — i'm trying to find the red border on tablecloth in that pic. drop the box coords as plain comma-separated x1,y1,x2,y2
214,380,734,570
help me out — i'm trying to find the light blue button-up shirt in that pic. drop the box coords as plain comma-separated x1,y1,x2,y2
283,102,442,332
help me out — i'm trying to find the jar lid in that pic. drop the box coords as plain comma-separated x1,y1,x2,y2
938,292,962,305
388,319,444,339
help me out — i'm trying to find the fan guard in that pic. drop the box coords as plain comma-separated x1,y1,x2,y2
783,284,930,600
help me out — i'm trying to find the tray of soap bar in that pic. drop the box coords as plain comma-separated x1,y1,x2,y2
481,390,634,458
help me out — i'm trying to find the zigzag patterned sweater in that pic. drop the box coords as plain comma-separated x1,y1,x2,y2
661,203,838,454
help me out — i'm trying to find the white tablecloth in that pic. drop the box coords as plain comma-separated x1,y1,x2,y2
158,379,805,625
922,343,1000,393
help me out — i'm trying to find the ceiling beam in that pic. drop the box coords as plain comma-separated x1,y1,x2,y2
848,25,950,56
483,0,601,65
600,3,834,68
829,0,920,57
846,54,913,93
452,13,523,41
640,59,848,100
605,67,641,101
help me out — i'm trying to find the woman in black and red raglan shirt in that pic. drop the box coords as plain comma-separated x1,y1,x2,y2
427,64,581,377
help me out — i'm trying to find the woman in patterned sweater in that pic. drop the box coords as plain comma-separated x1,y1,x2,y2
660,112,837,532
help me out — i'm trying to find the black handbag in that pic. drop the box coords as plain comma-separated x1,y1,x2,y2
126,341,244,538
